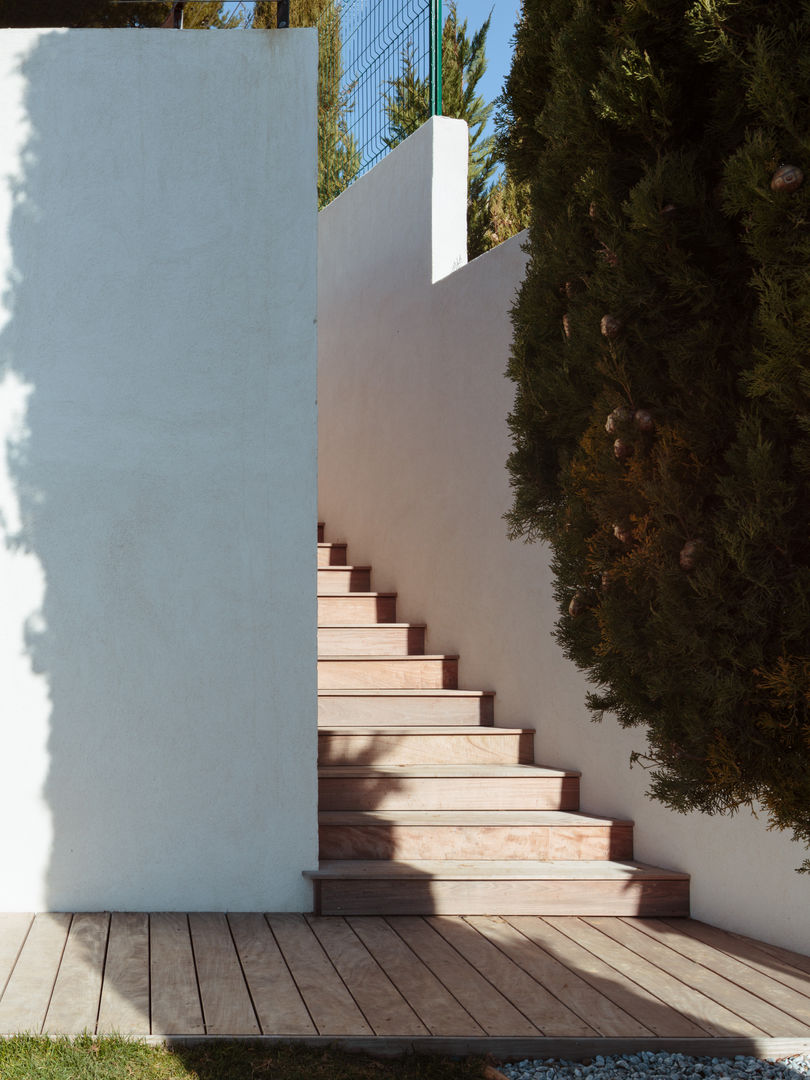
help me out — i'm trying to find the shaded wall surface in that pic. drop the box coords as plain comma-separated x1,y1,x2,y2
318,116,810,952
0,29,318,910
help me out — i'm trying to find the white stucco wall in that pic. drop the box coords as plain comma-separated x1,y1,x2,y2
0,29,318,910
318,117,810,952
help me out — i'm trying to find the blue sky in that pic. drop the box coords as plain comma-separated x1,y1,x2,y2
454,0,519,135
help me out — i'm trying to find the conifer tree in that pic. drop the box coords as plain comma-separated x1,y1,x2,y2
254,0,359,207
384,1,497,256
500,0,810,867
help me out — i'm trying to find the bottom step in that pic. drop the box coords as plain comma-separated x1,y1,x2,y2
306,860,690,917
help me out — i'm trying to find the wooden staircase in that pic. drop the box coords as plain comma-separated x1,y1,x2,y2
306,523,690,917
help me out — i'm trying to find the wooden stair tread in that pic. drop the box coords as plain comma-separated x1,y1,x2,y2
319,810,632,826
319,654,458,661
318,725,530,735
318,623,426,630
318,689,493,697
319,565,371,572
306,860,688,880
318,592,397,598
318,763,579,778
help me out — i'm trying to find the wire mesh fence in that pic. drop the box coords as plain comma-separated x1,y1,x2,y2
317,0,441,205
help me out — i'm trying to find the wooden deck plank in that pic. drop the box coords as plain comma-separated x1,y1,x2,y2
546,917,761,1038
97,912,150,1036
0,914,34,1003
266,913,372,1036
150,913,204,1036
189,913,259,1036
348,916,484,1036
463,915,647,1038
619,918,810,1033
228,913,316,1035
388,916,539,1036
0,912,72,1035
306,916,429,1036
43,913,109,1035
590,918,784,1036
507,916,705,1038
427,916,594,1037
665,919,810,999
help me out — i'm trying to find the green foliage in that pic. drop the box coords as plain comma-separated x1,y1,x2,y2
0,1,172,25
254,0,360,207
384,2,499,257
0,2,244,30
501,0,810,868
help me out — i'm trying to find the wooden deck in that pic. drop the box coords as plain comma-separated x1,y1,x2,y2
0,913,808,1057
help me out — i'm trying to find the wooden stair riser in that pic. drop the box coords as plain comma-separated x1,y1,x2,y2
318,567,371,593
318,522,324,542
318,625,426,657
318,657,458,690
311,878,690,917
318,775,580,811
318,543,348,567
319,821,634,860
318,594,397,626
318,729,533,766
318,691,495,726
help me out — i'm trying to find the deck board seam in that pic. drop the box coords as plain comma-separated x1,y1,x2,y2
225,914,262,1035
382,916,484,1035
302,914,380,1034
262,914,318,1035
426,917,543,1035
586,918,770,1038
501,917,655,1038
0,914,34,1007
461,916,601,1038
616,918,809,1033
184,913,207,1036
40,913,74,1036
537,917,712,1038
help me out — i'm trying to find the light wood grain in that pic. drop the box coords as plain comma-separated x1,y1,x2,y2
0,913,71,1034
508,916,706,1037
306,916,428,1035
545,917,759,1037
389,916,538,1035
150,913,204,1035
318,595,397,625
427,916,594,1036
318,689,494,726
318,729,532,767
267,913,372,1035
228,913,316,1035
0,914,33,1003
43,912,109,1034
318,626,426,657
467,915,651,1037
348,916,484,1036
318,657,458,690
317,567,371,593
665,919,810,998
189,912,259,1035
615,918,810,1034
318,543,348,566
97,912,150,1035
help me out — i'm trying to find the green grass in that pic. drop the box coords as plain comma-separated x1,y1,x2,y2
0,1036,488,1080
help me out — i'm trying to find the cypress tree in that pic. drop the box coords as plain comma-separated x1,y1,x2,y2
384,1,498,256
500,0,810,867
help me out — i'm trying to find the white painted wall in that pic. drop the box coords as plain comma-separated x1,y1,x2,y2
0,29,318,911
318,116,810,952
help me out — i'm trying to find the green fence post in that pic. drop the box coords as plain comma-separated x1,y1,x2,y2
430,0,442,116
